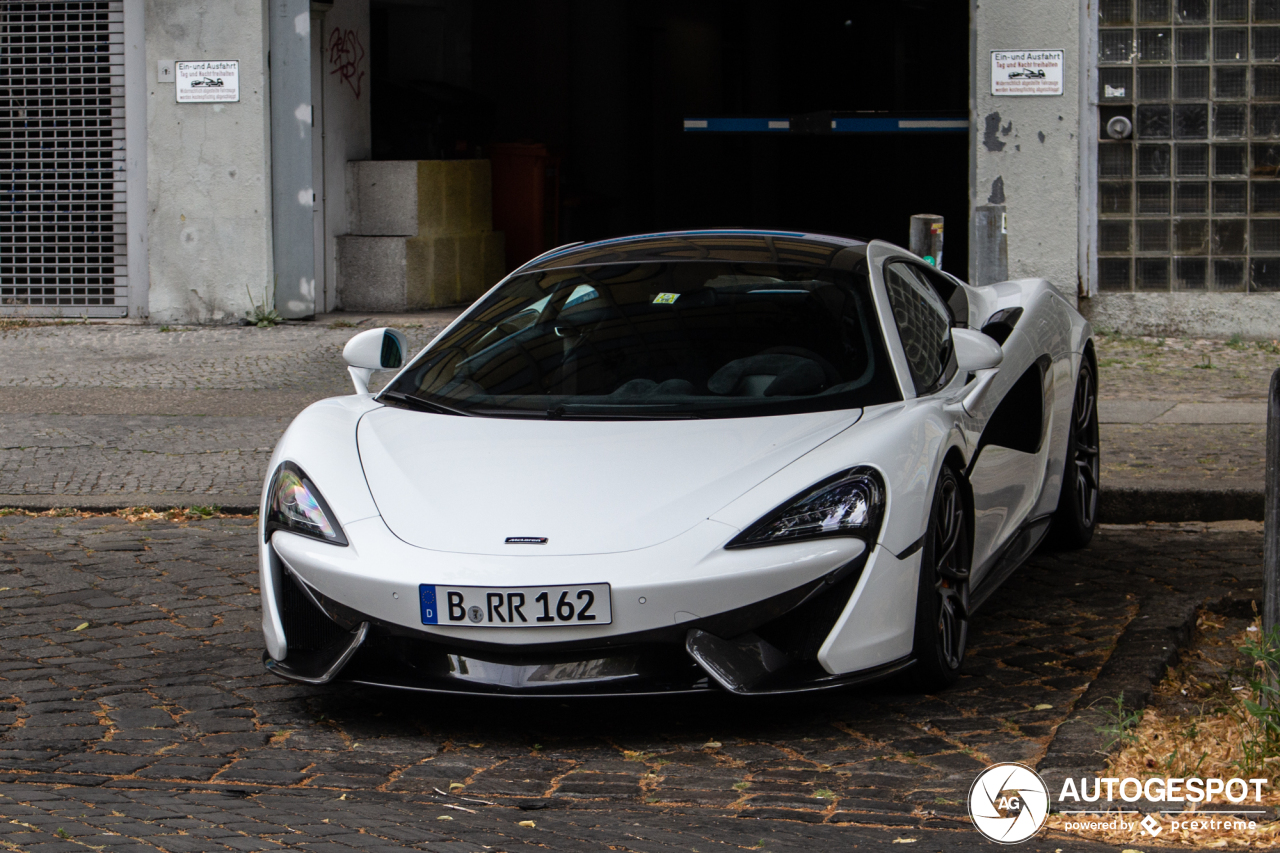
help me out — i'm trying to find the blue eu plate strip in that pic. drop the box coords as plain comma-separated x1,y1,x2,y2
419,584,438,625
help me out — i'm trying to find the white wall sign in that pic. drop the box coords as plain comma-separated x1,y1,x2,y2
991,50,1064,96
175,60,239,103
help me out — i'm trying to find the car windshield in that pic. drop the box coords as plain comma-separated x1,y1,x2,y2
382,261,901,419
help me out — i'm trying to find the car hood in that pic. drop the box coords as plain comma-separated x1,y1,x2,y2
356,407,862,555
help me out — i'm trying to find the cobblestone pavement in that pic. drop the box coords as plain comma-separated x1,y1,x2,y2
0,320,1272,510
0,416,285,507
0,516,1265,850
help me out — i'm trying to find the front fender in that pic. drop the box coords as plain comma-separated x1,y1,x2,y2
260,395,383,659
709,399,967,558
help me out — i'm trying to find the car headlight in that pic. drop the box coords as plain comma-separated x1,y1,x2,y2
264,462,348,546
726,467,885,549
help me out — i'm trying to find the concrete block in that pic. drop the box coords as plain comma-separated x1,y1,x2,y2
338,159,505,310
346,161,418,236
454,233,487,304
417,160,493,235
482,230,506,295
405,235,453,308
335,236,407,311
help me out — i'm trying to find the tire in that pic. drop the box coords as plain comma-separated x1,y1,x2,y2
1047,357,1100,550
909,464,972,691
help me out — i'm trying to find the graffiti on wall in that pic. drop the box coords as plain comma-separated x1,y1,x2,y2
328,28,366,98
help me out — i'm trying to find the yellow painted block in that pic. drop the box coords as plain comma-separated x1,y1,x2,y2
483,231,506,290
415,162,445,236
416,160,494,235
404,237,433,309
405,235,463,308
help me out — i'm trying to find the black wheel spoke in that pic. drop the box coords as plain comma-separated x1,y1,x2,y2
1077,459,1098,491
1061,362,1100,535
927,467,971,677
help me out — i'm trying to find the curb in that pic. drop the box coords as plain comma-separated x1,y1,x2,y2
1100,487,1262,523
0,495,260,515
1036,592,1200,793
1036,590,1258,797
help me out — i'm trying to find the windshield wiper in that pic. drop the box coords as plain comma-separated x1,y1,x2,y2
379,390,475,417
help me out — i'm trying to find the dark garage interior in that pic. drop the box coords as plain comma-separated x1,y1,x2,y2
368,0,970,275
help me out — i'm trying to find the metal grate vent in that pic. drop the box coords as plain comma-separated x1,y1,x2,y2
0,0,127,317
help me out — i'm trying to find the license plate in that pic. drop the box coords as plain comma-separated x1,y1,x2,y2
419,583,612,627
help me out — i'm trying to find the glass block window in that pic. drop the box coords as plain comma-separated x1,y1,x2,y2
0,1,129,317
1097,0,1280,291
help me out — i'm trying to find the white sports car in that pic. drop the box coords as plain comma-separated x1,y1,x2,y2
259,230,1098,696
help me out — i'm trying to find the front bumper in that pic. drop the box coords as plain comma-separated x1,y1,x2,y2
260,515,919,696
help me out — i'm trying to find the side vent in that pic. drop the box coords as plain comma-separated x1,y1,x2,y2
980,307,1024,345
976,358,1047,456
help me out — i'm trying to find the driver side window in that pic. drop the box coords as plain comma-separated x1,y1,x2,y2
883,262,954,395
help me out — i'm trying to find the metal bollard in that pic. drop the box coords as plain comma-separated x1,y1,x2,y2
909,214,944,268
1266,367,1280,638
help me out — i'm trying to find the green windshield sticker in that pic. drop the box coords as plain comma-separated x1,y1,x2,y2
653,292,680,304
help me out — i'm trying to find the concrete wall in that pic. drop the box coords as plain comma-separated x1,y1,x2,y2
316,0,372,312
971,0,1082,306
145,1,274,324
1083,293,1280,339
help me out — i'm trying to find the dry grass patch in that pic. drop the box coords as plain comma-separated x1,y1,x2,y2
1043,613,1280,848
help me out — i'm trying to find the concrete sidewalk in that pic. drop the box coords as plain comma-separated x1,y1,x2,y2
0,318,1273,520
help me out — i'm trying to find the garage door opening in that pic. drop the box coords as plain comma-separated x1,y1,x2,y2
367,0,970,278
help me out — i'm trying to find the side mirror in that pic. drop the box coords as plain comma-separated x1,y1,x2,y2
343,327,408,394
951,327,1003,373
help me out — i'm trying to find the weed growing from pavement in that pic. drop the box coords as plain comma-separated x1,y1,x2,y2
1236,625,1280,775
245,284,282,328
1095,692,1142,750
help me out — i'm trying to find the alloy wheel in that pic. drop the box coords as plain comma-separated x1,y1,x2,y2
932,469,969,671
1071,365,1100,530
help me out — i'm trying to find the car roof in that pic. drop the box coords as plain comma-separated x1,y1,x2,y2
520,230,869,273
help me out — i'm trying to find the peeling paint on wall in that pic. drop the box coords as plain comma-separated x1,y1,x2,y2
988,177,1006,205
983,112,1006,152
